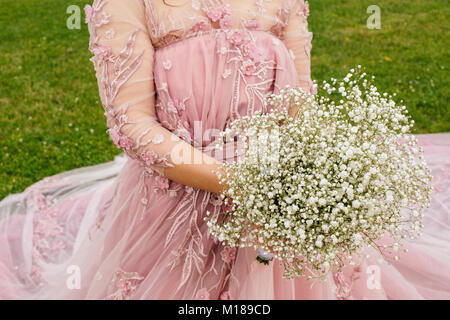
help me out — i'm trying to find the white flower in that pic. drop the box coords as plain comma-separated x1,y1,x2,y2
162,59,172,70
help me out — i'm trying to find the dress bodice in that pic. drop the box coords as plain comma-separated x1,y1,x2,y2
152,27,300,156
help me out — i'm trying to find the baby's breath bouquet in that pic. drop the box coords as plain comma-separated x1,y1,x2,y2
206,66,432,279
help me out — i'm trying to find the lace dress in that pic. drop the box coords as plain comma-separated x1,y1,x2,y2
0,0,449,300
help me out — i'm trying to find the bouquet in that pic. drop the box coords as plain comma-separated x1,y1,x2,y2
206,66,432,279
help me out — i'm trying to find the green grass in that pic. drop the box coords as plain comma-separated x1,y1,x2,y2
0,0,449,200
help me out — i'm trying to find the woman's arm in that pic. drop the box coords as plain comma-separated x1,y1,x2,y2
87,0,224,194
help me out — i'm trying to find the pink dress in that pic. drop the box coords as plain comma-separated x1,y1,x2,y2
0,0,449,300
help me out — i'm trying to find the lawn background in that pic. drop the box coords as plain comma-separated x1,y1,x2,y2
0,0,449,200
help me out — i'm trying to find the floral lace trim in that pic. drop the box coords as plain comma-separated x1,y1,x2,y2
104,269,144,300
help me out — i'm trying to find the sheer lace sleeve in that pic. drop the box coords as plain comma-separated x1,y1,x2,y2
282,0,314,94
87,0,222,191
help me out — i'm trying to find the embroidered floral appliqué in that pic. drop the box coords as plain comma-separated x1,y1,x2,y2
221,247,237,264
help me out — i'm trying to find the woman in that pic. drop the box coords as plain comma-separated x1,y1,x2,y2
0,0,449,299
